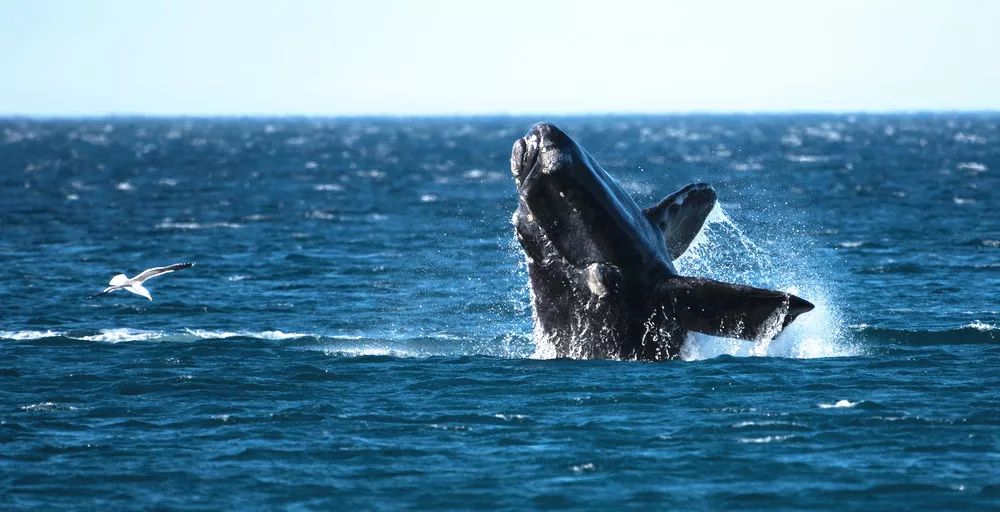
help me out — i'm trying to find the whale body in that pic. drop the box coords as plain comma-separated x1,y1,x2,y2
511,123,814,360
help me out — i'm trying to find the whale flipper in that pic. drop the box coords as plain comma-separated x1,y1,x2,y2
657,276,814,341
645,183,717,260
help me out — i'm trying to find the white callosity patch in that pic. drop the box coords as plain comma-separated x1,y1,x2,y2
585,263,609,298
538,140,572,174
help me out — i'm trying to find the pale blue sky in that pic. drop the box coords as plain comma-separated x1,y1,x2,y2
2,0,998,115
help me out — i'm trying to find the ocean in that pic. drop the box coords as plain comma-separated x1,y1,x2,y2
1,115,997,510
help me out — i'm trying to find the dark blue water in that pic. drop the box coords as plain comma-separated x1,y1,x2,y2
1,116,997,510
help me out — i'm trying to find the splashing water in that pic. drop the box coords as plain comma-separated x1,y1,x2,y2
676,205,857,360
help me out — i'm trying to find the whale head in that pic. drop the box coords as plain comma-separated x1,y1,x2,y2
511,123,671,277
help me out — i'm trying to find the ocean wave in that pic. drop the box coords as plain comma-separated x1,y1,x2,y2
183,329,311,340
851,324,997,344
0,330,63,340
818,400,857,409
738,435,796,444
0,328,316,344
155,220,243,230
2,324,993,354
20,401,79,412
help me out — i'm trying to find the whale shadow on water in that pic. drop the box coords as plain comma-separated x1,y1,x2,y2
510,123,820,361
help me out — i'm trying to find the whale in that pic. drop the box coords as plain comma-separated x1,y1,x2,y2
510,123,814,360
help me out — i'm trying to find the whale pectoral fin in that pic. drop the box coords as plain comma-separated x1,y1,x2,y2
657,277,814,341
644,183,717,260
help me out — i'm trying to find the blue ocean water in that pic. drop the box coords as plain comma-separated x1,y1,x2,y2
1,115,997,510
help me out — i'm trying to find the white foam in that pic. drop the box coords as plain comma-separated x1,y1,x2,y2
0,330,63,340
321,346,410,357
314,183,344,192
6,328,321,344
79,328,162,343
818,400,857,409
957,162,988,172
732,420,804,428
738,435,795,444
964,321,997,331
20,402,78,412
155,220,242,230
183,329,310,340
257,330,310,340
494,413,528,421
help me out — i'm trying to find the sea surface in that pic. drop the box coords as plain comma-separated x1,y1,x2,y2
1,115,997,510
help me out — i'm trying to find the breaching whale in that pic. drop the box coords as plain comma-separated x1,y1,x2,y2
511,123,814,360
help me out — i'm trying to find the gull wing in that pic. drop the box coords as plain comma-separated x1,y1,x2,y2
133,262,194,283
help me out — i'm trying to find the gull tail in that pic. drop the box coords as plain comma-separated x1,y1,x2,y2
125,283,153,301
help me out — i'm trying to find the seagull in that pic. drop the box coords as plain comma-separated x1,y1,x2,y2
91,262,195,301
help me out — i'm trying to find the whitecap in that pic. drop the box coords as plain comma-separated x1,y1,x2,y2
419,194,438,203
305,210,336,220
79,328,161,343
818,400,857,409
786,154,830,163
156,220,243,230
957,162,988,172
0,330,63,340
837,241,864,248
738,435,794,444
256,330,310,340
358,169,385,179
183,329,311,340
115,182,135,191
183,329,240,339
732,420,804,428
322,346,398,357
494,413,528,421
314,183,344,192
964,321,997,331
21,402,78,412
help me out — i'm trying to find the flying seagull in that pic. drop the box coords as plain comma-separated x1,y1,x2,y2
91,262,195,301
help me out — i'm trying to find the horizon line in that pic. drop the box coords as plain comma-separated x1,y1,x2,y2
2,108,999,120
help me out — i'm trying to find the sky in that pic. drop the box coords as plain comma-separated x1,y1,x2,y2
1,0,999,116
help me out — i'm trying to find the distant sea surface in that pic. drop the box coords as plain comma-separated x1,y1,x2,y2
1,115,997,510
